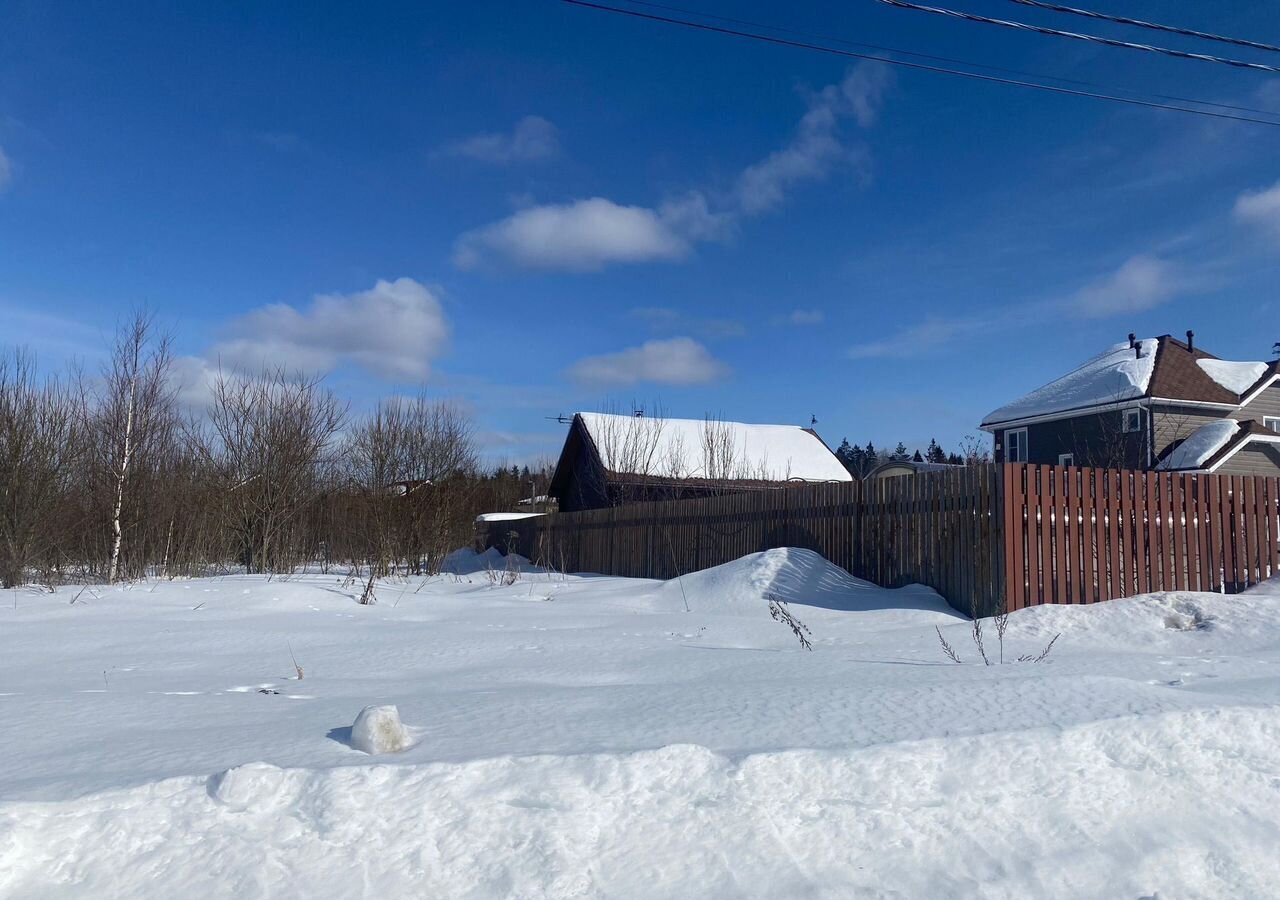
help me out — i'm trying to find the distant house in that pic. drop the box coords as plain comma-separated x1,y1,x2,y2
548,412,852,512
866,460,962,479
980,332,1280,475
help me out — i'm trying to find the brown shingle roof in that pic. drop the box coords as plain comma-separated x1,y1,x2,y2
1145,335,1239,405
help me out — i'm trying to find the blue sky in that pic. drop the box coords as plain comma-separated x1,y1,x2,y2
2,0,1278,465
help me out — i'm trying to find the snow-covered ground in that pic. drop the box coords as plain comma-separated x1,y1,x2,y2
3,548,1280,898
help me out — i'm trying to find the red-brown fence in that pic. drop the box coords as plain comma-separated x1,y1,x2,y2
1003,464,1280,609
481,464,1280,617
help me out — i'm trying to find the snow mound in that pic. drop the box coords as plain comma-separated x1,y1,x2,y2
1004,587,1280,650
207,762,289,811
659,548,958,620
982,338,1157,426
9,707,1280,899
351,705,414,754
440,547,539,576
1156,419,1239,471
1198,358,1268,395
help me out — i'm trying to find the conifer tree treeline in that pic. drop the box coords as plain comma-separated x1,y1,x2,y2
833,437,968,478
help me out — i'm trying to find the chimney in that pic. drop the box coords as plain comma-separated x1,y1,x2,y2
1186,329,1195,352
1134,340,1142,359
1128,333,1136,349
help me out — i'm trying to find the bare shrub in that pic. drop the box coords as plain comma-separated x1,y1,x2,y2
936,625,963,664
765,592,812,651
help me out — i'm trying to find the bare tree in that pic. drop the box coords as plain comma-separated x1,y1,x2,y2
342,395,479,577
192,368,346,574
84,313,178,582
0,351,82,587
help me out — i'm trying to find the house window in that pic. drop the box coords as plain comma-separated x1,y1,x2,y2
1122,407,1143,433
1006,428,1028,463
1266,417,1280,434
1058,453,1074,467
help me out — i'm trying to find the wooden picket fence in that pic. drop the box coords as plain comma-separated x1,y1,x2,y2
492,468,1003,617
481,463,1280,617
1002,464,1280,609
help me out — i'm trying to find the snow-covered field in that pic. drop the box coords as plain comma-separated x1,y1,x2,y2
3,548,1280,898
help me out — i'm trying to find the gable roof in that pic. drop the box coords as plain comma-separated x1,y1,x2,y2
982,335,1278,429
1157,419,1280,472
550,412,853,493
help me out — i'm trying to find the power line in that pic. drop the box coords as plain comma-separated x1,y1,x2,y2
1005,0,1280,55
878,0,1280,73
612,0,1280,118
560,0,1280,128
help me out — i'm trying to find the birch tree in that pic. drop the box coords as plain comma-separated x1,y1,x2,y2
88,313,177,582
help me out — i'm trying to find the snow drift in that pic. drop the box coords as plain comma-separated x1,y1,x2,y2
5,706,1280,899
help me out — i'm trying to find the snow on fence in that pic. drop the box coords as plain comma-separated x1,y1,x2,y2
1003,465,1280,609
482,463,1280,617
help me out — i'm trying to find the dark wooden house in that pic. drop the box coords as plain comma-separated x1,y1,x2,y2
981,332,1280,475
548,412,852,512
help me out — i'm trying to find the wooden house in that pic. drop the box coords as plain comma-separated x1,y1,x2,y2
981,332,1280,474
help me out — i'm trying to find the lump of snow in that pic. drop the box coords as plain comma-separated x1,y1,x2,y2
982,339,1157,426
1157,420,1239,471
351,705,414,754
1197,359,1268,395
208,762,289,811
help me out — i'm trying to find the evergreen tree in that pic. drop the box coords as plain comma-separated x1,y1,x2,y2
892,442,910,462
912,449,924,462
946,452,963,466
862,442,878,476
926,438,947,464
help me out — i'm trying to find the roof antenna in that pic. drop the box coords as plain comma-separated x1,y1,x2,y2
1186,329,1195,352
810,414,818,426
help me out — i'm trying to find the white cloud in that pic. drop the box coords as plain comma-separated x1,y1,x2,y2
455,63,891,272
783,309,824,326
848,317,982,359
737,64,890,214
846,254,1185,360
446,116,560,164
1234,179,1280,241
567,337,729,386
0,147,12,192
212,278,448,381
1069,255,1180,317
454,197,690,271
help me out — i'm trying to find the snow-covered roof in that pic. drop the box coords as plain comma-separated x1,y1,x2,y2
1198,359,1269,395
475,512,545,523
982,339,1158,427
574,412,852,483
1156,420,1240,471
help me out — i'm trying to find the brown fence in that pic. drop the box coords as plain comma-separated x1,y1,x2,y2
482,463,1280,617
489,468,1003,617
1003,464,1280,609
